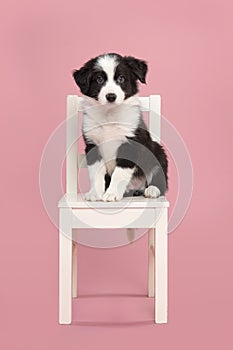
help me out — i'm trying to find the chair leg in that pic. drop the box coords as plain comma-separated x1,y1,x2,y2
59,208,72,324
148,228,155,297
72,242,78,298
155,208,168,323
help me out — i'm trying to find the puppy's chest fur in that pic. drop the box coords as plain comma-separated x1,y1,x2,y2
82,101,141,174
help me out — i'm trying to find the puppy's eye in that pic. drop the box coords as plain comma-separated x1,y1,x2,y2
96,76,104,84
117,75,125,84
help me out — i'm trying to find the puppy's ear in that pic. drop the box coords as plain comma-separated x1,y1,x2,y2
124,56,148,84
72,66,91,95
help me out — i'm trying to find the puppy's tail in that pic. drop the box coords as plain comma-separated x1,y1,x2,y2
127,228,135,244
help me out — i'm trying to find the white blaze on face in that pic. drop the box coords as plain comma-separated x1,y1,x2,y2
96,55,125,105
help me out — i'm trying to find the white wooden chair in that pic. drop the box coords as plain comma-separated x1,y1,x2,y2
58,95,169,324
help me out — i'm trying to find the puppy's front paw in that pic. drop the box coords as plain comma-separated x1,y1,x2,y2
102,190,123,202
144,186,160,198
84,190,103,201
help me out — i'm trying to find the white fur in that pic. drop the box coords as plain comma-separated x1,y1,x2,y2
95,55,125,105
82,95,141,176
126,175,146,192
103,167,135,201
80,58,158,201
144,185,160,198
85,160,106,201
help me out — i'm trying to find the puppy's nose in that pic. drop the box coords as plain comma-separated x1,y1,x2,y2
106,93,117,103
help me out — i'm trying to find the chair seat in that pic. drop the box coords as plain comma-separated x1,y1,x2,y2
58,193,169,209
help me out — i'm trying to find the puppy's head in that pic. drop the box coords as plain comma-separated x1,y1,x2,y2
72,53,148,105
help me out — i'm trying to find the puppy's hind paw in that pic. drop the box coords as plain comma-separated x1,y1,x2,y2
144,186,160,198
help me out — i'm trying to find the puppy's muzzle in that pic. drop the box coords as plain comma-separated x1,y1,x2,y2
106,93,117,103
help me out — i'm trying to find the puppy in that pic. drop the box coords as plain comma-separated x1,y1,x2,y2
73,53,168,201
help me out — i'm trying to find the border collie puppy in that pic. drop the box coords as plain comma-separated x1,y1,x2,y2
73,53,168,201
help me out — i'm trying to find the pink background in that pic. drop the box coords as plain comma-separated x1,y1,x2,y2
1,0,233,349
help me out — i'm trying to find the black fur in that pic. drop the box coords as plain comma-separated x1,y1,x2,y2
73,53,168,197
116,118,168,195
73,53,147,100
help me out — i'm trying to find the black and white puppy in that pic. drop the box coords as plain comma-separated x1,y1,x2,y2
73,53,168,201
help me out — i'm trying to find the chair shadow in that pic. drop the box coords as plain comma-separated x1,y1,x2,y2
76,293,148,299
72,293,154,327
72,320,154,327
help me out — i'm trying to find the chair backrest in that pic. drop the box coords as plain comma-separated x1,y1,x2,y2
66,95,161,193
